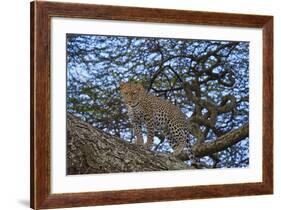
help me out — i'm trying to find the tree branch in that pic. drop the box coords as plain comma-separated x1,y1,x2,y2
67,113,191,174
67,113,248,173
177,123,249,160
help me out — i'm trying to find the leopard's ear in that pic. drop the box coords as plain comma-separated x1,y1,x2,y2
138,81,148,91
134,81,145,91
119,81,125,89
132,80,141,86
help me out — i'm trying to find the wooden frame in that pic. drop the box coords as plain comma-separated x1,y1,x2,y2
30,1,273,209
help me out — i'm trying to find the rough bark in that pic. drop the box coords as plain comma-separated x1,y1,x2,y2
67,113,248,174
67,114,190,174
177,123,249,161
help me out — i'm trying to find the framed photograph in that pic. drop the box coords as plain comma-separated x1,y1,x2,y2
30,1,273,209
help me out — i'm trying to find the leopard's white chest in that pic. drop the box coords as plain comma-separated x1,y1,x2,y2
127,105,144,122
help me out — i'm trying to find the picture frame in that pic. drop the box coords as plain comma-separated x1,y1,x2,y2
30,1,273,209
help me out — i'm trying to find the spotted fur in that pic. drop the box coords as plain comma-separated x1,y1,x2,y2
120,81,197,164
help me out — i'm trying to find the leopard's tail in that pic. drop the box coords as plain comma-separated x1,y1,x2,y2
186,141,200,168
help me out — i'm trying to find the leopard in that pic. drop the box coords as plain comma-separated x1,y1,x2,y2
120,81,198,165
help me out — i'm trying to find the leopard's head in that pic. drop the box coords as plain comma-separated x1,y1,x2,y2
120,81,145,107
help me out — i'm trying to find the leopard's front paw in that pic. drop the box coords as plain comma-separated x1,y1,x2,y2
143,142,153,150
135,138,144,145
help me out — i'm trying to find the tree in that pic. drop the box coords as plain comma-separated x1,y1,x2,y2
66,34,249,172
67,113,248,174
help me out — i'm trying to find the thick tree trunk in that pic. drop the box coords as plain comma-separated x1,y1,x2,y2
67,114,190,174
67,113,248,174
